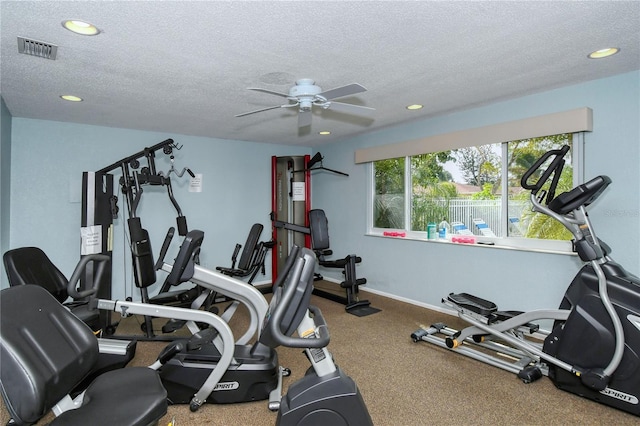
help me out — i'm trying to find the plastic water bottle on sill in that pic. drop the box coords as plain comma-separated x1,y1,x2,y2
438,218,451,240
427,222,437,240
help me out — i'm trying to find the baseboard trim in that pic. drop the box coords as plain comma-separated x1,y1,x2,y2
321,276,457,317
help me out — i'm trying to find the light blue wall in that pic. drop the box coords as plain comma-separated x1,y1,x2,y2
1,97,12,288
5,72,639,312
8,120,308,296
313,71,640,312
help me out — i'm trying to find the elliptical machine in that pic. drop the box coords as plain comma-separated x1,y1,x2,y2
152,230,286,411
411,145,640,416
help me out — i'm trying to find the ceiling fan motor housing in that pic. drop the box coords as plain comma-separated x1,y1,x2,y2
289,79,322,98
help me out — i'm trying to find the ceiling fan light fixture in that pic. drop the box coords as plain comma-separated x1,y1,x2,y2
62,20,101,36
237,78,374,130
406,104,423,110
588,47,619,59
60,95,83,102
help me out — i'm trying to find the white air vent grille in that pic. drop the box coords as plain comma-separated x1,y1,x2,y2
17,37,58,60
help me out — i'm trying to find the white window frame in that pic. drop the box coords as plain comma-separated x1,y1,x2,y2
362,110,590,255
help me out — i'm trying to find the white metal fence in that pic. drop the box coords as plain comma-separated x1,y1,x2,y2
441,198,528,237
375,195,529,237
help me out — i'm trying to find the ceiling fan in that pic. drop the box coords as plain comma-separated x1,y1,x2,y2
235,78,375,128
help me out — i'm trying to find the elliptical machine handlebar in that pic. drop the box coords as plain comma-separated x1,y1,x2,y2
262,247,331,349
67,254,111,300
521,145,569,205
165,230,204,287
154,227,176,271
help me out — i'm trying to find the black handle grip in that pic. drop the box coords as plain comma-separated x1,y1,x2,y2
521,145,570,192
67,254,110,299
154,227,175,270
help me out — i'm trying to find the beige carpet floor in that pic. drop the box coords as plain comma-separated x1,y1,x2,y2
2,287,638,425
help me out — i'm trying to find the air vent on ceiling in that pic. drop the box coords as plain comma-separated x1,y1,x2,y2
17,36,58,60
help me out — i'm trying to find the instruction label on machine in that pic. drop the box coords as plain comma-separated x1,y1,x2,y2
189,173,203,192
302,329,326,363
81,225,102,255
292,181,305,201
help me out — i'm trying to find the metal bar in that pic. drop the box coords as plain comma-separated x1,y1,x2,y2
97,138,174,174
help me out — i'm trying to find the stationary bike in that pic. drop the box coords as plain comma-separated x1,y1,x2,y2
260,245,374,426
411,145,640,416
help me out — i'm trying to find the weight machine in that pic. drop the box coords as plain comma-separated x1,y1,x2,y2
80,138,196,336
271,153,377,315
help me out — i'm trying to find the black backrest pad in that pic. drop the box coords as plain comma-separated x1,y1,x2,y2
0,285,99,425
3,247,69,303
309,209,330,251
167,230,204,286
238,223,263,270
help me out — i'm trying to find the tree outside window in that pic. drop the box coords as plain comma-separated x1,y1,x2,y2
372,133,575,241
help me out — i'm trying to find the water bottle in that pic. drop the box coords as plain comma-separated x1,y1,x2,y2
427,222,437,240
438,218,451,240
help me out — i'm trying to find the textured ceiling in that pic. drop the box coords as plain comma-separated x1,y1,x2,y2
1,1,639,147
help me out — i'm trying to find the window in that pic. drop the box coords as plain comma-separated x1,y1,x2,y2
371,133,582,251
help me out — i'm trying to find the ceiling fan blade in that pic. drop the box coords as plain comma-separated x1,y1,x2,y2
235,104,284,117
327,101,375,116
318,83,367,100
247,87,290,98
298,109,312,128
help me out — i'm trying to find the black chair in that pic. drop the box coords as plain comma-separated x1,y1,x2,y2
0,284,167,426
308,209,378,316
2,247,138,393
216,223,273,284
3,246,101,330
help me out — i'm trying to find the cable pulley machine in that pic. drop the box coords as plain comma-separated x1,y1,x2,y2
81,138,194,334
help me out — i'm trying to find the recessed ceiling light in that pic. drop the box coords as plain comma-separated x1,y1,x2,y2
588,47,619,59
60,95,83,102
318,131,331,135
62,20,101,36
406,104,423,110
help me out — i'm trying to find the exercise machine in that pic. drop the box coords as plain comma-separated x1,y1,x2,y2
261,245,374,425
152,229,290,411
411,145,640,416
271,154,310,280
2,248,136,395
216,222,274,285
0,252,233,425
82,138,202,338
271,154,376,315
272,208,377,315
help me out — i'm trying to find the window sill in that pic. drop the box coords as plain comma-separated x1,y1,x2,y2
366,231,575,256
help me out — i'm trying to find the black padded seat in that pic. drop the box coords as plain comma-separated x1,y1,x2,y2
3,246,100,329
0,285,167,426
49,368,166,426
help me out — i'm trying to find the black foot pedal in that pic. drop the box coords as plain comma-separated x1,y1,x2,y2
518,366,543,383
411,329,429,342
447,293,497,316
162,318,187,333
489,310,539,333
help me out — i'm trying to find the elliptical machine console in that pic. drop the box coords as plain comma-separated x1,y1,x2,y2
411,145,640,416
